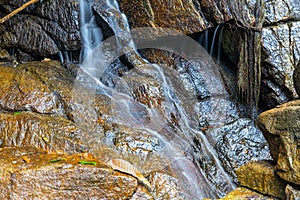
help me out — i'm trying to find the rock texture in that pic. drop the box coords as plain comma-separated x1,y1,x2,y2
0,0,80,59
0,147,138,200
261,0,300,109
258,100,300,185
221,187,276,200
294,62,300,96
118,0,207,34
236,160,287,199
286,185,300,200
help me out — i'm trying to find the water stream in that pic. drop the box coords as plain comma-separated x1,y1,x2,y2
74,0,236,198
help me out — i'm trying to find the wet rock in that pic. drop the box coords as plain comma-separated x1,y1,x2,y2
0,112,86,153
286,185,300,200
207,119,271,180
264,0,300,24
221,187,276,200
117,0,207,34
261,22,300,109
236,160,287,199
258,100,300,184
131,185,154,200
0,61,74,115
149,172,193,199
0,147,138,200
113,126,162,160
0,0,80,58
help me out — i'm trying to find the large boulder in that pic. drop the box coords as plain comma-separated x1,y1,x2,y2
258,100,300,185
0,147,138,199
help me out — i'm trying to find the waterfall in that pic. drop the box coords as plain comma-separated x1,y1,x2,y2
79,0,103,62
75,0,235,198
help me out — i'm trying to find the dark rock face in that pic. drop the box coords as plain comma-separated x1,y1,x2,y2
0,0,80,59
258,100,300,185
294,62,300,97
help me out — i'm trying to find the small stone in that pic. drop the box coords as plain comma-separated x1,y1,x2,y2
0,49,10,60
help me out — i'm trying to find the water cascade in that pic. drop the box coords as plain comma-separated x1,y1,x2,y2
198,25,224,64
74,0,236,198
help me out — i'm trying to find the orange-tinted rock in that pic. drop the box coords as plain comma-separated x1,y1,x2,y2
0,112,86,153
236,160,287,199
221,187,276,200
0,147,138,200
258,100,300,185
118,0,207,34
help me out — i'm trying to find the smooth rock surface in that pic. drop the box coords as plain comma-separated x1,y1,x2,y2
258,100,300,185
236,160,287,199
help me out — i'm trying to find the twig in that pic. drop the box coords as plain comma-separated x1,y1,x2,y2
0,0,39,23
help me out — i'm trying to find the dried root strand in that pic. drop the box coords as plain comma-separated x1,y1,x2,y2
0,0,39,23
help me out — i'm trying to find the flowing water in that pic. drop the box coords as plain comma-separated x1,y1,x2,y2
74,0,236,198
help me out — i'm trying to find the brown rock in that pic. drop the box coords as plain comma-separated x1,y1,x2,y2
236,160,287,199
0,147,138,199
221,187,276,200
0,61,73,115
258,100,300,184
118,0,207,34
0,112,86,153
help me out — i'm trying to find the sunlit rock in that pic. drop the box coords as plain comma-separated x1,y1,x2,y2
0,61,73,116
258,100,300,185
221,187,277,200
0,147,137,200
0,112,86,153
236,160,287,199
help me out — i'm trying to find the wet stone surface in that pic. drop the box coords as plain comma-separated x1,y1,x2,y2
0,147,138,200
207,118,271,180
